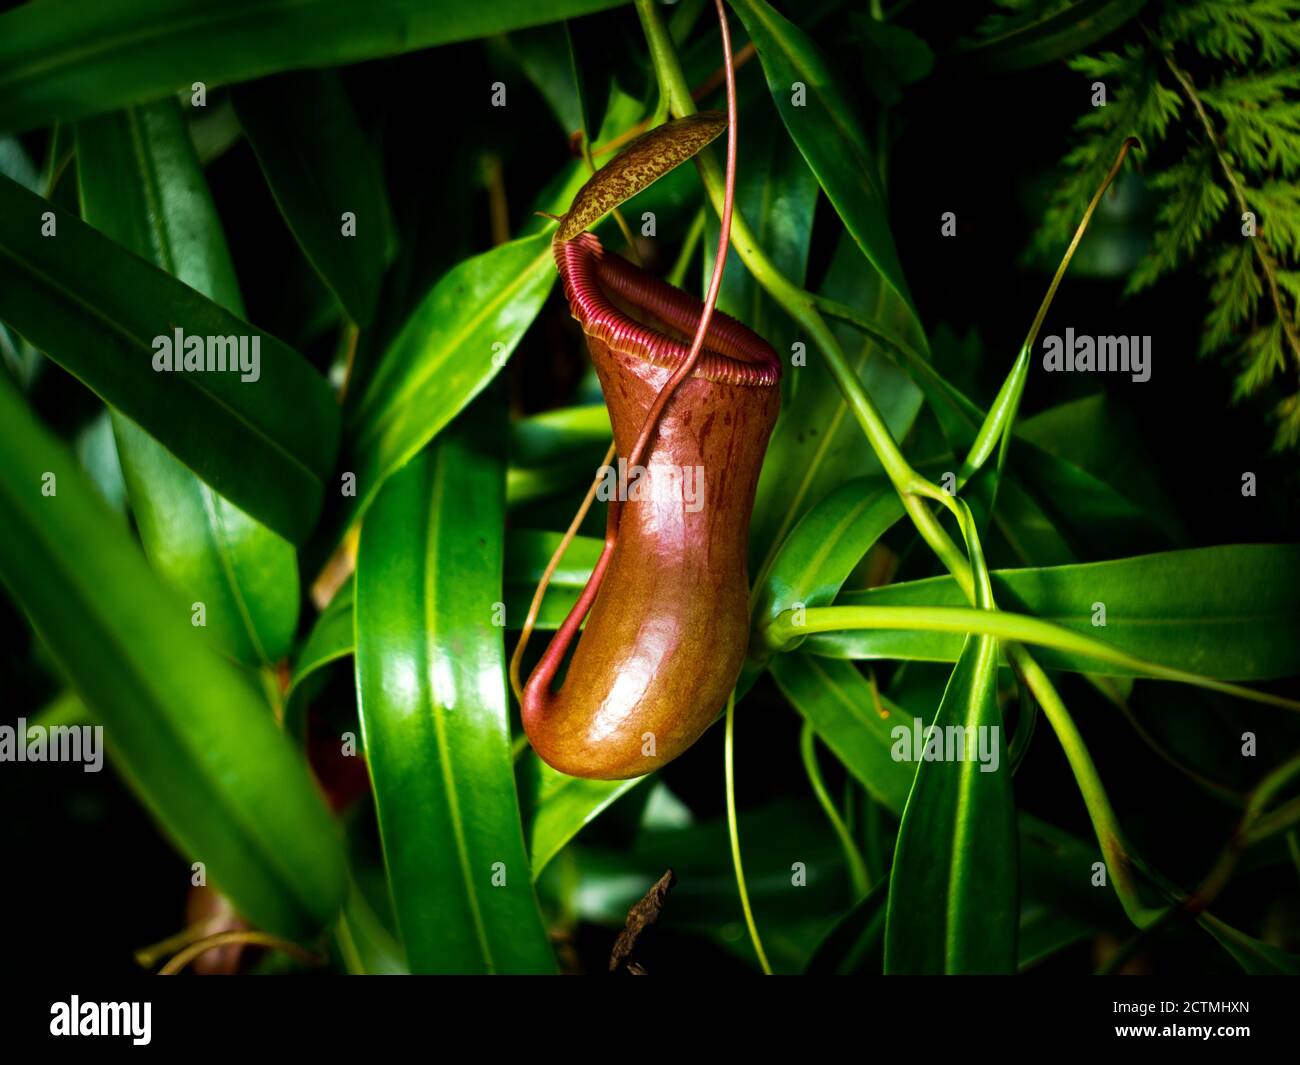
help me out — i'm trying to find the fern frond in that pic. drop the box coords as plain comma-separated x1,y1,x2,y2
1161,0,1300,65
1273,391,1300,449
1246,183,1300,261
1203,242,1262,354
1202,71,1300,175
1234,319,1286,398
1276,269,1300,311
1128,149,1228,294
1035,47,1180,251
1033,0,1300,449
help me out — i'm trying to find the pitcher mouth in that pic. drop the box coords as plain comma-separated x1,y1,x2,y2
555,233,781,388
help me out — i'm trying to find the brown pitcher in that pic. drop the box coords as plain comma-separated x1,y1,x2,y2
522,232,780,779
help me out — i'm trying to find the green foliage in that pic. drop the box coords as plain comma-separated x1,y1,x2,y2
1035,0,1300,447
957,0,1153,72
0,0,1297,981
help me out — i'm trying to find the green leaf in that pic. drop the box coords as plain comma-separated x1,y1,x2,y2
769,654,915,815
772,638,1123,973
702,109,819,352
232,70,395,326
497,21,596,138
74,409,128,515
76,98,299,665
998,451,1156,562
0,0,632,133
354,401,554,974
808,816,1116,974
949,0,1150,74
0,372,345,939
335,880,408,976
805,544,1300,681
731,0,916,318
883,628,1018,973
506,403,610,507
751,475,898,652
803,879,887,974
275,542,640,887
749,231,924,574
287,527,596,756
294,582,355,690
291,526,603,730
0,174,339,543
343,231,556,525
1016,393,1186,545
1199,912,1300,974
852,16,935,106
972,465,1076,566
1017,815,1121,968
517,754,645,880
855,321,1169,564
0,133,40,189
284,578,356,738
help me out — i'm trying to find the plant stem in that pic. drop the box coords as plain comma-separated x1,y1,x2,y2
668,206,706,288
156,930,324,975
1185,749,1300,914
1012,650,1164,927
1095,905,1179,974
725,690,773,974
770,604,1300,712
800,722,870,899
510,441,616,704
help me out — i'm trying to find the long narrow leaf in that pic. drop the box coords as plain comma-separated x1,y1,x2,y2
233,70,395,326
0,0,630,133
732,0,915,317
768,653,915,814
883,629,1017,973
342,231,556,526
517,755,644,880
76,99,300,665
946,0,1149,73
889,504,1015,975
0,174,339,542
0,373,345,938
354,402,554,974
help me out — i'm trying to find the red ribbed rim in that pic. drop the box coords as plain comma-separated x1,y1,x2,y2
554,233,781,388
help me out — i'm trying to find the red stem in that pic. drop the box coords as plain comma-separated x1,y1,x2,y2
623,0,739,476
